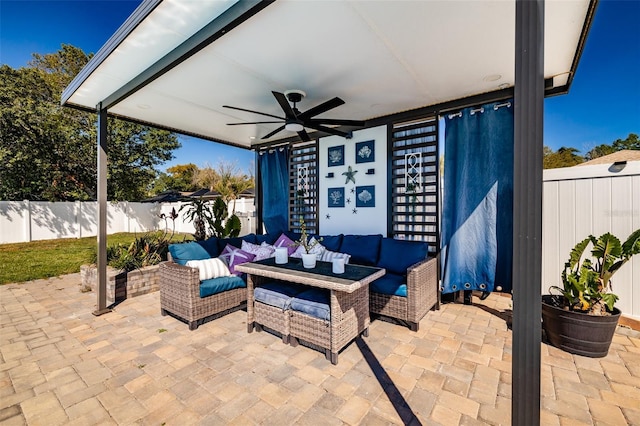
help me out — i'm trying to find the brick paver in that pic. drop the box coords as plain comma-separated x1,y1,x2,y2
1,274,639,425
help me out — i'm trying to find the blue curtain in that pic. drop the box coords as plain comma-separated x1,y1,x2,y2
441,101,514,294
260,148,290,235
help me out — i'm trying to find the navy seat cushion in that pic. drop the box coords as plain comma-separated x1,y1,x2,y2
199,276,246,298
217,234,257,252
254,281,305,310
169,242,210,265
290,288,330,321
314,234,343,252
377,238,429,275
370,273,407,297
255,233,278,245
339,234,383,266
196,237,220,258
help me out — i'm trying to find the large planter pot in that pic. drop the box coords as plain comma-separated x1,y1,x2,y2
541,295,621,358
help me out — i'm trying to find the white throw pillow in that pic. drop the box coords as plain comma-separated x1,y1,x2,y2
290,237,326,259
321,249,351,264
186,258,232,281
242,240,275,261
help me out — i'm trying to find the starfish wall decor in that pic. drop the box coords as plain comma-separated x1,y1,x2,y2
342,166,357,184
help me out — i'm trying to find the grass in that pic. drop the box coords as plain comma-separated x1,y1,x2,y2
0,232,192,285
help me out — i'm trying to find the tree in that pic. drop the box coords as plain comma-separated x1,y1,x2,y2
192,161,254,212
149,164,199,195
193,164,219,192
167,164,199,191
543,146,584,169
585,133,639,161
0,45,180,201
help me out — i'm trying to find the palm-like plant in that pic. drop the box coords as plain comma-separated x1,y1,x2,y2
179,197,215,240
551,229,640,315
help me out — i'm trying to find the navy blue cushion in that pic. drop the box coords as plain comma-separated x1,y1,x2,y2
339,234,383,266
290,288,330,321
254,281,305,310
377,238,429,275
196,237,220,258
370,273,407,297
199,276,246,298
255,234,278,245
217,234,257,252
314,234,343,252
169,242,210,266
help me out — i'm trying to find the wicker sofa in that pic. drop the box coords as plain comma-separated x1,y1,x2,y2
160,233,438,332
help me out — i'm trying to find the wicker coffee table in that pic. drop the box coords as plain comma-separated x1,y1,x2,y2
235,257,385,364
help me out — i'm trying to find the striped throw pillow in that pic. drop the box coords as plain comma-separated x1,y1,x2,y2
186,258,232,281
320,250,351,264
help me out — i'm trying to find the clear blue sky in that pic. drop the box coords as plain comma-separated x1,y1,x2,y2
1,0,638,170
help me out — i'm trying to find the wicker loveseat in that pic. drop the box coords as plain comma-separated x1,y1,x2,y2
318,234,438,331
160,235,260,330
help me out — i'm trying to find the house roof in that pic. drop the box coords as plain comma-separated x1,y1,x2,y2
61,0,595,149
579,149,640,166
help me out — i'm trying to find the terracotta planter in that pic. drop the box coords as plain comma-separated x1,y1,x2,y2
541,295,621,358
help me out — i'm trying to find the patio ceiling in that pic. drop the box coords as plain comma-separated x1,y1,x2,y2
62,0,594,149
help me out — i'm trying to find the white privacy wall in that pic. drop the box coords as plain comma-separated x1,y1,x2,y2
318,125,388,235
542,162,640,320
0,200,256,244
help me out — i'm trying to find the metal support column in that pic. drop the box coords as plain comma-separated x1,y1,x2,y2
255,151,263,234
93,104,111,316
513,0,544,424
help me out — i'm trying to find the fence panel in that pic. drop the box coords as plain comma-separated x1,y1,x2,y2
542,162,639,320
0,199,256,244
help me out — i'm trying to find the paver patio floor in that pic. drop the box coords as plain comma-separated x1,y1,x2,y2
1,273,639,425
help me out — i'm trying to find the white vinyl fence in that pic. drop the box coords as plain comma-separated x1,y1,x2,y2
542,161,640,320
0,199,256,244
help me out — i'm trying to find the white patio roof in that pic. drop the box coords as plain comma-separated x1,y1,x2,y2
62,0,594,149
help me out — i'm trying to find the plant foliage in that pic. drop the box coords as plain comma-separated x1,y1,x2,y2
0,45,180,201
550,229,640,315
179,197,241,241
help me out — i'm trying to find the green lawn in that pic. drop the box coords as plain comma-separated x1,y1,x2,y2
0,233,191,285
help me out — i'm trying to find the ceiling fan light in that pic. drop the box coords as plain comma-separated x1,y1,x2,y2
285,122,304,132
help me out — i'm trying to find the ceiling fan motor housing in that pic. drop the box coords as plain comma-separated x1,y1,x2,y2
285,90,305,105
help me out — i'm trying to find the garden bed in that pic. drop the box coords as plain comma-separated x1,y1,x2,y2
81,263,161,306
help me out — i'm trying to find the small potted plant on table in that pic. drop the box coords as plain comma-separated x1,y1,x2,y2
542,230,639,357
291,216,322,268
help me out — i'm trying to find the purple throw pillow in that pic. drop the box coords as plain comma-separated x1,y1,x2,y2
274,233,297,255
219,244,256,275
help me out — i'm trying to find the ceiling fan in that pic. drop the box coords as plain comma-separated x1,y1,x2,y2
224,90,365,142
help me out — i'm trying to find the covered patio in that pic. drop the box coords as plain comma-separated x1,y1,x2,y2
2,273,639,424
60,0,601,423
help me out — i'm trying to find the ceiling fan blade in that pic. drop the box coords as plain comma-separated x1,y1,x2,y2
227,121,283,126
223,105,285,120
261,125,286,140
297,129,311,142
272,91,297,118
304,123,350,138
299,97,345,120
308,118,365,127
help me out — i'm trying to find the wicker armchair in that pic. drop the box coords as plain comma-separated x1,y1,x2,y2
159,260,246,330
369,256,438,331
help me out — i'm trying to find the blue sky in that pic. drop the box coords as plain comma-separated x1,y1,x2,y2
1,0,637,172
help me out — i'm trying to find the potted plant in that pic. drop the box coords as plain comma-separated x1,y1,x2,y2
542,229,640,357
291,216,322,268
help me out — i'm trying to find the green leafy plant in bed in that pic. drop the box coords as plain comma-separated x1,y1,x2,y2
180,197,241,240
102,207,185,272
